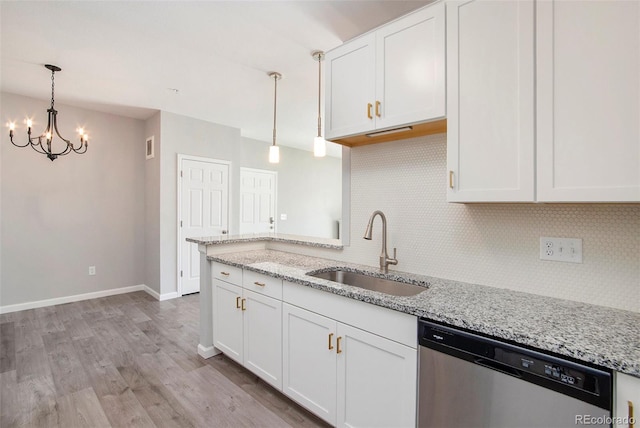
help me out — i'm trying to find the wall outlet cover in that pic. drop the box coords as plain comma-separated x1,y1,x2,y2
539,237,583,263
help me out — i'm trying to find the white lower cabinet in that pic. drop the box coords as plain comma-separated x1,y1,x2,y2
282,303,338,424
336,322,417,428
282,302,417,427
213,277,283,390
615,372,640,428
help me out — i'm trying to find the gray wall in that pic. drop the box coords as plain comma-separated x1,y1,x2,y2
239,137,342,238
154,112,342,297
144,112,161,294
0,92,145,306
158,111,242,296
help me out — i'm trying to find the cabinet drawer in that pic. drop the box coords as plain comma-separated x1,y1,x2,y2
212,262,243,286
243,270,283,300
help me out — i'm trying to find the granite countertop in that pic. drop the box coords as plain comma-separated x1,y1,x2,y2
187,233,343,250
208,249,640,378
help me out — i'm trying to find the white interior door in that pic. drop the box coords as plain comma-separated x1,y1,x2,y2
180,157,229,295
239,168,277,234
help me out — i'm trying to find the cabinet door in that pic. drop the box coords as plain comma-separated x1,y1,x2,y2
336,323,417,428
325,33,376,139
213,279,243,364
615,372,640,428
282,303,337,425
446,0,535,202
243,290,282,390
537,0,640,202
375,2,445,130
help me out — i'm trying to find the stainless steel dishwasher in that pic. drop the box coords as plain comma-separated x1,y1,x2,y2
418,319,612,428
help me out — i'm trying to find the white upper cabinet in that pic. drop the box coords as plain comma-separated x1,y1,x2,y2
325,34,376,139
448,0,640,203
536,0,640,202
446,0,535,202
325,2,445,140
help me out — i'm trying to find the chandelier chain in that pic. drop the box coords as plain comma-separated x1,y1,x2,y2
50,69,55,109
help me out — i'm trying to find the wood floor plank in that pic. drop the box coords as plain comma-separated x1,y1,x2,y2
0,370,18,427
42,330,92,396
1,322,16,373
56,387,112,428
118,364,195,428
1,291,328,428
137,320,204,373
8,374,59,427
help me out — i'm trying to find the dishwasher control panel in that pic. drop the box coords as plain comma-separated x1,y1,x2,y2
418,319,612,411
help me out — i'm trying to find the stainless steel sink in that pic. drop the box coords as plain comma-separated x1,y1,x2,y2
308,269,426,296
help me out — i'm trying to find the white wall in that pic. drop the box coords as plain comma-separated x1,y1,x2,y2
338,134,639,313
0,92,146,307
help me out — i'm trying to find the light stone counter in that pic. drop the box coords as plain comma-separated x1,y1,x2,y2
187,233,343,250
208,249,640,378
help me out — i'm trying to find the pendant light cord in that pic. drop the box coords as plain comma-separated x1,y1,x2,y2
317,56,322,137
272,74,278,146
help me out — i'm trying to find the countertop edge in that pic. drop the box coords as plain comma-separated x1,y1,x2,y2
207,251,640,379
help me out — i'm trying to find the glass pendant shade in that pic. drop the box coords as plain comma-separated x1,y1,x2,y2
314,136,327,157
269,144,280,163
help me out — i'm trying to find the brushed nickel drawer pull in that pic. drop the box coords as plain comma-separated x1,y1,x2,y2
220,271,230,276
254,281,266,287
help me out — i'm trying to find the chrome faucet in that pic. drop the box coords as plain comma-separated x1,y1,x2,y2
363,210,398,272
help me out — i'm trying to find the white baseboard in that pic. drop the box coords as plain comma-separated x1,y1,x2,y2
198,344,220,359
0,284,146,314
142,286,178,302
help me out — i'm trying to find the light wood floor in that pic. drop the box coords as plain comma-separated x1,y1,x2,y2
0,291,329,428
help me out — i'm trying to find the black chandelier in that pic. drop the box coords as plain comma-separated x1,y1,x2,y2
9,64,88,161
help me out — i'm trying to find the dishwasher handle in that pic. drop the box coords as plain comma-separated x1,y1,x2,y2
474,357,523,379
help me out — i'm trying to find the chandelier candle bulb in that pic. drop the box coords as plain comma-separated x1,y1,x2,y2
26,119,32,128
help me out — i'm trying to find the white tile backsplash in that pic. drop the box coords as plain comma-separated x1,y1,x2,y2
341,133,639,312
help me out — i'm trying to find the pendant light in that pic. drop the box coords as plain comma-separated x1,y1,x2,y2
268,72,282,164
312,51,327,157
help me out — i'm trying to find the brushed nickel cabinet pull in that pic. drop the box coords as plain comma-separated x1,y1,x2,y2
449,171,455,189
241,298,246,311
375,101,381,117
254,281,266,287
336,336,343,354
221,271,230,276
328,333,334,350
367,103,373,119
235,296,241,309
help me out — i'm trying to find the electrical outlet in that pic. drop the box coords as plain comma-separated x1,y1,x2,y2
539,237,583,263
280,214,287,220
89,266,96,276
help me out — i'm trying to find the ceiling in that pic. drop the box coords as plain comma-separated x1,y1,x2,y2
1,0,431,157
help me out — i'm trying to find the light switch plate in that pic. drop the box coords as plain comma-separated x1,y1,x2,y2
540,237,583,263
280,214,287,220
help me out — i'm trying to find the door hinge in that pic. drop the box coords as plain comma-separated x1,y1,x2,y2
180,270,183,277
180,170,183,178
180,220,183,227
